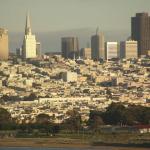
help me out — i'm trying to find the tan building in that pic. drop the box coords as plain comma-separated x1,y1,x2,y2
62,71,77,82
80,48,91,59
0,28,9,60
120,40,138,59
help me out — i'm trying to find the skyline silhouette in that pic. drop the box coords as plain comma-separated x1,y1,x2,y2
1,0,150,52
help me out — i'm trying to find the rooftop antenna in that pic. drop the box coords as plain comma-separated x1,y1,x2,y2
25,10,32,35
96,27,99,35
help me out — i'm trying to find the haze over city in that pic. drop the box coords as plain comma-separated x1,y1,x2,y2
0,0,150,149
1,0,150,52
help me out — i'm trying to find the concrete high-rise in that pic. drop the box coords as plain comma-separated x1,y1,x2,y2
36,42,41,58
91,29,105,61
131,13,150,56
80,48,91,59
16,48,22,58
105,42,119,60
120,40,138,59
0,28,9,60
61,37,79,59
22,13,37,59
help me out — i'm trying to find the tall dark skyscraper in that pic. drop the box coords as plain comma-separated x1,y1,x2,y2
131,13,150,56
91,29,105,61
61,37,79,59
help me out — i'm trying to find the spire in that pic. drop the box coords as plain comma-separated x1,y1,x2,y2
25,12,32,35
96,27,99,35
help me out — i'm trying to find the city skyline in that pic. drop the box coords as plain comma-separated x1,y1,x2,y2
0,0,150,32
1,0,150,52
0,0,149,146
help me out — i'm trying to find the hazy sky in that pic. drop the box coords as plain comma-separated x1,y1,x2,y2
1,0,150,32
1,0,150,52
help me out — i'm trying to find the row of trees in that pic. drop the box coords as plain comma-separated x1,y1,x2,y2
0,103,150,134
88,103,150,129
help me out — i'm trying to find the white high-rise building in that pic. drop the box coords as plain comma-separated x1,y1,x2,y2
22,13,36,59
105,42,119,60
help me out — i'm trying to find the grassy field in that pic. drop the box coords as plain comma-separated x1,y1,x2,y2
0,132,149,149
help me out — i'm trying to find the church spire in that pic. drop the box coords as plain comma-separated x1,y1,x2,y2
25,12,32,35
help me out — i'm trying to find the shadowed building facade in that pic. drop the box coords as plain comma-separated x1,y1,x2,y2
36,42,41,58
91,31,105,61
0,28,8,60
61,37,79,59
120,40,138,59
80,48,91,59
131,13,150,56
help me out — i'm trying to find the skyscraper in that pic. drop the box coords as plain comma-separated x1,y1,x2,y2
105,42,119,60
0,28,8,60
91,29,105,61
61,37,79,59
131,13,150,56
120,40,138,60
36,42,41,58
80,48,91,59
22,13,37,59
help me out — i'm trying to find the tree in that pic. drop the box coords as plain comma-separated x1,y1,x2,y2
127,105,150,125
102,103,127,125
0,107,12,130
36,113,51,124
101,103,150,126
88,110,104,130
63,109,82,132
35,113,52,135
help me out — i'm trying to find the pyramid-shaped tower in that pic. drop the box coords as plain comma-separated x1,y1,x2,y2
22,12,36,59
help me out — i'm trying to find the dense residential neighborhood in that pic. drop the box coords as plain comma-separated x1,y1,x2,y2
0,56,150,124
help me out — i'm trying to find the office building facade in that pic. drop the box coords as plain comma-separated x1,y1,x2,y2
61,37,79,59
131,13,150,56
80,48,91,59
91,32,105,60
120,40,138,59
105,42,119,60
36,42,41,57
